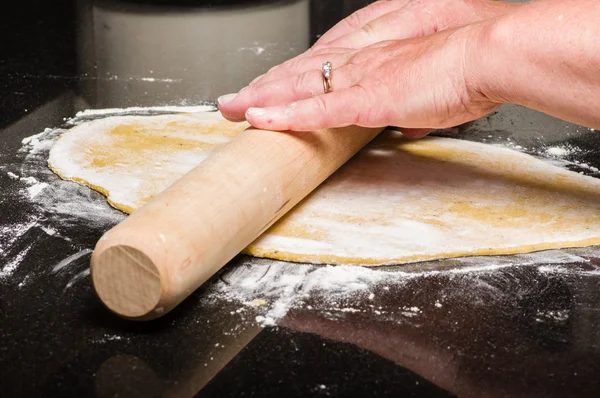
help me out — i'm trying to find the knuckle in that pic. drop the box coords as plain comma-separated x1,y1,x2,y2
311,47,331,57
344,0,390,31
353,84,373,124
313,95,329,116
348,47,377,67
352,82,384,126
237,85,251,100
245,85,260,104
337,64,358,87
271,58,299,77
284,58,302,74
344,10,366,30
343,0,397,31
292,72,310,97
360,22,378,37
236,85,261,107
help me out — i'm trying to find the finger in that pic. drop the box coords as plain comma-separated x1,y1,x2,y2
245,85,384,131
219,65,360,122
247,0,406,93
249,48,351,88
220,51,350,116
314,0,409,46
249,73,265,85
326,6,438,50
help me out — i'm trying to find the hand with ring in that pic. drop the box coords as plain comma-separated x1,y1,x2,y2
218,0,600,134
218,0,519,133
218,23,498,134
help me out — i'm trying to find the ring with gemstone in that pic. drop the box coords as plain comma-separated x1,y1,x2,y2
322,61,333,94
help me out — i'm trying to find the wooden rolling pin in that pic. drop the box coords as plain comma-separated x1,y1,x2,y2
91,123,384,320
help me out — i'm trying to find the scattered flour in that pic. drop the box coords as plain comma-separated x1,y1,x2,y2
52,249,93,273
536,264,584,275
65,269,91,289
498,139,600,176
26,182,49,198
569,159,600,173
73,104,214,119
92,334,125,344
17,127,126,227
206,248,595,326
545,146,572,157
17,175,49,198
138,77,179,83
0,220,38,255
239,46,266,55
20,176,38,184
0,245,32,280
39,226,57,236
535,309,569,323
18,274,32,289
4,106,600,321
542,156,600,175
21,128,56,154
2,105,217,285
238,41,278,56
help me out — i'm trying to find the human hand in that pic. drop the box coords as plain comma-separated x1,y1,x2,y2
246,0,519,90
218,0,520,132
218,0,518,128
312,0,520,51
218,24,499,134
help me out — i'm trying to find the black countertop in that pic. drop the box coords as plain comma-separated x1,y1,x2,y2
2,1,600,397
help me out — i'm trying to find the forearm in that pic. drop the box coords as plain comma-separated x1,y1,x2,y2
472,0,600,128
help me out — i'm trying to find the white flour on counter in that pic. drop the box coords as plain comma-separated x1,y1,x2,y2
1,105,217,285
71,104,215,119
497,139,600,175
0,245,32,280
204,249,596,326
0,219,39,280
0,220,38,255
15,129,126,225
52,249,94,273
1,106,217,284
545,146,573,157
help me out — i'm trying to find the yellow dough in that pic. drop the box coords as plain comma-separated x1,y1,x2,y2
48,111,600,265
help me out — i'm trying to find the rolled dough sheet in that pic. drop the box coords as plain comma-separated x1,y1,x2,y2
49,111,600,265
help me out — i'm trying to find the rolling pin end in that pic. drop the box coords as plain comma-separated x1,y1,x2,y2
91,245,163,320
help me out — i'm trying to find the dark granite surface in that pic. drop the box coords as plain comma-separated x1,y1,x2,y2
2,1,600,397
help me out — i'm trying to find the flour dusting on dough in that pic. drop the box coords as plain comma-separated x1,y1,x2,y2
73,105,215,119
50,112,249,212
48,112,600,266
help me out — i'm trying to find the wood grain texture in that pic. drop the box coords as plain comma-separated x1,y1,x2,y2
91,125,383,320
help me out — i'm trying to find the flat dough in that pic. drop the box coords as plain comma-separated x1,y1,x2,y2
49,111,600,265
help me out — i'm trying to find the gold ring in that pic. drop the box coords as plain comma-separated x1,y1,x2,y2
322,61,333,94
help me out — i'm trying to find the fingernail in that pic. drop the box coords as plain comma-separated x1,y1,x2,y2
217,93,237,106
246,107,268,117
